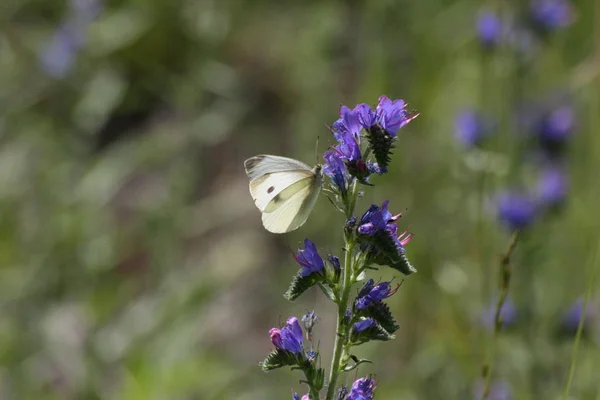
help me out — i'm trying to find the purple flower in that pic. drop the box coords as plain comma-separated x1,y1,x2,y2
334,131,362,163
536,166,568,206
537,106,574,143
455,110,495,148
477,10,502,47
358,201,412,250
39,24,81,78
561,298,593,335
327,255,341,272
270,317,304,354
356,281,399,309
481,298,518,329
353,318,376,333
323,150,349,193
348,377,376,400
374,96,414,137
531,0,573,31
473,380,513,400
333,105,364,141
497,191,537,230
294,239,325,277
292,393,309,400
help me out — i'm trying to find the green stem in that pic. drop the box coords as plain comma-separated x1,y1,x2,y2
326,179,359,400
562,239,600,400
481,230,521,399
309,384,321,400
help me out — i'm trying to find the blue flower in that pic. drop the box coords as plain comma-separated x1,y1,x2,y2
473,380,513,400
531,0,572,31
497,191,537,230
477,10,502,48
294,239,325,277
39,0,103,78
353,318,376,333
561,298,593,335
323,150,349,194
537,106,574,144
455,110,495,148
374,96,414,137
333,105,364,141
358,200,412,249
356,281,399,309
536,166,568,206
481,298,518,329
334,131,362,163
270,317,304,354
327,254,341,273
348,377,376,400
292,393,309,400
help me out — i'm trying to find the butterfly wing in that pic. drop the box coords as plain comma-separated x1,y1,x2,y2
261,174,322,233
244,155,312,180
244,154,322,233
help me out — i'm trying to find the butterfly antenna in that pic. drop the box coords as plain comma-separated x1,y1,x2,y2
315,135,320,164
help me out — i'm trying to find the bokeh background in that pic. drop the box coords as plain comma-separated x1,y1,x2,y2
2,0,599,399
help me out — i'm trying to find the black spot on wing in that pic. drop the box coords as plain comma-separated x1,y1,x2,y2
267,186,275,193
244,156,264,172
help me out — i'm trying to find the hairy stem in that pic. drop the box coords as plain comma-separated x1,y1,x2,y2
481,230,521,399
326,179,359,400
562,240,599,400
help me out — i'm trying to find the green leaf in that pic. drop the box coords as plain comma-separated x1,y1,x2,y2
361,302,400,334
385,252,417,275
259,349,300,371
350,321,394,345
318,283,337,302
284,271,325,301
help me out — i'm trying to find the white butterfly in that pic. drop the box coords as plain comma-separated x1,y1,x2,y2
244,154,323,233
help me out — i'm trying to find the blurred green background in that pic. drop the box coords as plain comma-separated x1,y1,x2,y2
1,0,599,399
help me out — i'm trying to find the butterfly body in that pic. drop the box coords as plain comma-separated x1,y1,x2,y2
244,155,323,233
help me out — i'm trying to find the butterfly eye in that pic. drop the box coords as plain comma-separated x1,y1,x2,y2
268,186,275,193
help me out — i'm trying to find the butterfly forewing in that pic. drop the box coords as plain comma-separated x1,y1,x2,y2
244,155,312,180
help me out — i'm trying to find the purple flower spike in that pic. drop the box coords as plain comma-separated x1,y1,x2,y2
348,377,376,400
497,191,537,230
536,166,568,206
477,10,502,48
270,316,304,354
531,0,573,31
353,318,376,333
294,239,325,277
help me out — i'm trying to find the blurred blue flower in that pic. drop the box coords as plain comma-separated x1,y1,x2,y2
39,24,81,78
530,0,572,31
477,10,502,48
561,298,593,335
497,191,537,230
356,281,399,309
337,386,349,400
473,380,513,400
294,239,325,277
348,377,376,400
270,317,304,354
327,254,341,273
536,165,568,206
481,297,518,329
537,105,574,144
39,0,104,78
292,393,308,400
455,110,495,148
353,318,376,333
